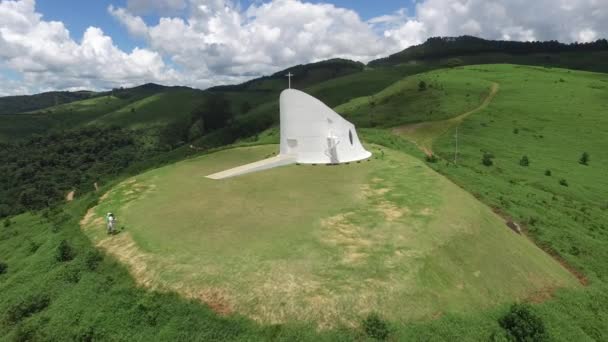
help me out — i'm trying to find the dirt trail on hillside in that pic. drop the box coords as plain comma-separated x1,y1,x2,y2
393,82,500,155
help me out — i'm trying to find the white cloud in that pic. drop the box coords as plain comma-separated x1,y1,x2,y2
108,5,148,37
0,0,181,94
111,0,389,80
1,0,607,95
380,0,608,45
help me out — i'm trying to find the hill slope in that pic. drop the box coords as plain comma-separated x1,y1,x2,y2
370,36,608,73
82,144,577,327
0,91,98,115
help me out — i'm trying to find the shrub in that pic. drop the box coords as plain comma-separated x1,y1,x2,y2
0,261,7,275
85,250,104,271
362,312,389,340
482,152,495,166
579,152,589,165
27,240,40,254
513,128,519,134
3,219,10,227
425,154,438,163
418,80,427,91
499,303,547,342
519,156,530,167
55,239,75,262
444,58,464,68
544,169,551,176
5,294,51,324
61,266,81,283
559,179,569,187
12,323,37,342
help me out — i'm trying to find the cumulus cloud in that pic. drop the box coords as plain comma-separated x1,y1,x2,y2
0,0,182,94
111,0,389,79
380,0,608,44
1,0,607,95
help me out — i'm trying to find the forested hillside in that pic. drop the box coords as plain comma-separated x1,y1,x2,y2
370,36,608,73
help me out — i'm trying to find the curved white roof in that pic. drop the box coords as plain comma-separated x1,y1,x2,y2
207,89,371,179
279,89,371,164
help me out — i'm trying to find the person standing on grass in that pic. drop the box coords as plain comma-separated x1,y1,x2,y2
106,212,117,235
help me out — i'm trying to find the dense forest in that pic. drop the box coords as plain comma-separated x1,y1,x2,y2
0,127,159,217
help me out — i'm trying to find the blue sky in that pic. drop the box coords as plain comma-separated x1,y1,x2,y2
35,0,414,52
0,0,606,95
37,0,141,51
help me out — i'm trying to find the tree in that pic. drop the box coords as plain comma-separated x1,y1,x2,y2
444,58,464,68
159,120,191,149
559,179,569,187
579,152,589,165
240,101,252,114
519,155,530,167
426,154,438,163
0,261,7,275
544,169,552,176
499,304,547,342
56,240,75,262
192,94,233,132
418,80,427,91
188,120,204,141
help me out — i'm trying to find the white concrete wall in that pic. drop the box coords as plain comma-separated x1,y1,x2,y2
279,89,371,164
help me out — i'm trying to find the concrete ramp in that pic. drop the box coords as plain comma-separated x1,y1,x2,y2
206,155,297,180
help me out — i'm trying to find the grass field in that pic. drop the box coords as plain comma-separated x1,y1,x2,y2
418,65,608,279
88,90,205,129
335,68,493,128
393,82,499,154
82,144,578,328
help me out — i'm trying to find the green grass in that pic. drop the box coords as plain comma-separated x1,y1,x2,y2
0,200,361,340
83,144,577,328
423,65,608,277
393,82,500,153
386,64,608,339
0,91,96,115
88,89,205,129
32,95,135,126
334,68,493,127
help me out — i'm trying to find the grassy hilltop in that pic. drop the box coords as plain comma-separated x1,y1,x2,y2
82,145,577,328
1,37,608,340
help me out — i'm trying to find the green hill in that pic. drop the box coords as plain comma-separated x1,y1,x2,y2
0,91,98,115
82,144,577,328
2,39,608,340
370,36,608,73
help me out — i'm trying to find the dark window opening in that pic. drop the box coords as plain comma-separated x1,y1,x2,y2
349,130,353,145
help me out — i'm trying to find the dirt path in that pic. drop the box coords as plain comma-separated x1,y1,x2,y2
392,82,500,155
